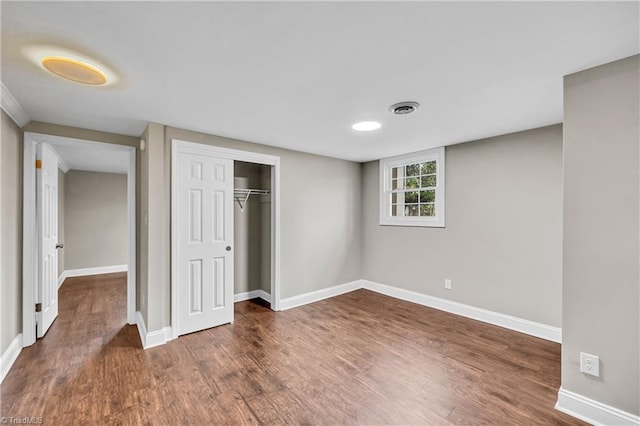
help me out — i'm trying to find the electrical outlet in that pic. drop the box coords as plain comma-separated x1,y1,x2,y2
444,279,452,290
580,352,600,377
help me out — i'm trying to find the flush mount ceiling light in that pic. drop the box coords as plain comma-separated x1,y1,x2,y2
22,45,117,86
41,56,107,85
352,121,381,132
389,101,420,115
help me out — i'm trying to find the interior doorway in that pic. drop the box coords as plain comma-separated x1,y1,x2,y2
22,132,136,347
171,140,280,339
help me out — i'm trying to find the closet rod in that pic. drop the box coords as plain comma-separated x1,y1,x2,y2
234,188,270,211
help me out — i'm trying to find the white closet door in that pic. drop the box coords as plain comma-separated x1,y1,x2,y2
36,143,59,338
176,151,234,335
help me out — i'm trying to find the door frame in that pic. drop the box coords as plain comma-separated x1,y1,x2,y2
171,140,281,340
22,132,137,347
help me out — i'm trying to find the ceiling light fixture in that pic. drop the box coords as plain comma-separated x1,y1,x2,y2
41,56,108,85
390,101,420,115
352,121,381,132
22,45,118,86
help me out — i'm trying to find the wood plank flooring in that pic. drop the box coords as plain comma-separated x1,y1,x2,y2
1,272,584,425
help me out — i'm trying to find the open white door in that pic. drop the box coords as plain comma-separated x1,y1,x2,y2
176,149,234,336
36,143,59,338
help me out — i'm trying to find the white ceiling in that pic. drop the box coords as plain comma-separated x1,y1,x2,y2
2,2,639,162
28,132,129,174
53,144,129,175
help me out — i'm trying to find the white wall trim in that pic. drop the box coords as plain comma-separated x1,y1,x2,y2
57,265,127,288
57,271,68,289
163,327,173,343
0,334,23,384
63,264,128,278
136,311,173,349
556,387,640,426
362,280,561,343
1,82,30,126
22,134,37,346
51,148,70,173
279,280,364,311
276,279,560,343
234,289,271,303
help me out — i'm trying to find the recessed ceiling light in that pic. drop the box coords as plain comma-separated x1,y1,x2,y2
352,121,381,132
22,45,118,86
41,56,108,85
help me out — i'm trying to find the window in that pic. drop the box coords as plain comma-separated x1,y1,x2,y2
379,147,445,227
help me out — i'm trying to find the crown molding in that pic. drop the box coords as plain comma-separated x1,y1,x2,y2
1,82,30,127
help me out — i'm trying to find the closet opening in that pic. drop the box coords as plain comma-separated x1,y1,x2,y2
233,161,272,306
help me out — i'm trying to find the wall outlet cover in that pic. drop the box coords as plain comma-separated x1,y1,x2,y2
579,352,600,377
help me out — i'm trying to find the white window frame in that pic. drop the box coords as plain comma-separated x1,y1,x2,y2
379,147,445,227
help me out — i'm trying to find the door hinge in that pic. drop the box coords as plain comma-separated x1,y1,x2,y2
35,303,42,313
35,160,42,169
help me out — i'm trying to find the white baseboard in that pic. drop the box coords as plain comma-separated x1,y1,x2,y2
135,311,173,350
258,290,272,303
362,280,561,343
0,334,22,383
234,289,271,303
556,387,640,426
64,264,128,279
58,271,68,289
275,279,560,343
279,280,363,311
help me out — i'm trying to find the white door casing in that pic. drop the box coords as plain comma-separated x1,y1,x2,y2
36,143,59,337
175,150,234,335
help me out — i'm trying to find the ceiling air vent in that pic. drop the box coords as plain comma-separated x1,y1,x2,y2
389,101,420,115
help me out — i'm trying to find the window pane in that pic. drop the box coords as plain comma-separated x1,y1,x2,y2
392,178,404,190
405,204,419,216
391,192,406,203
420,203,435,217
421,175,436,188
405,191,419,203
406,177,419,189
391,204,398,216
420,190,435,203
391,166,403,179
421,161,436,174
406,163,420,177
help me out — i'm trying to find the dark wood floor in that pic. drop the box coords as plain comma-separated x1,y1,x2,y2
1,272,584,425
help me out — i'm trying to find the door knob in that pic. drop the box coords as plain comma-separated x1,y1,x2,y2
226,246,231,251
56,243,64,249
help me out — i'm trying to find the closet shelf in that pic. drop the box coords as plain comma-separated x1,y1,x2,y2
234,188,270,211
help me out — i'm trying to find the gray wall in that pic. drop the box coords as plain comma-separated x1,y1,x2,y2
139,123,167,331
259,164,272,293
57,168,65,277
562,55,639,415
362,125,563,327
234,161,271,295
1,111,22,354
64,170,128,270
